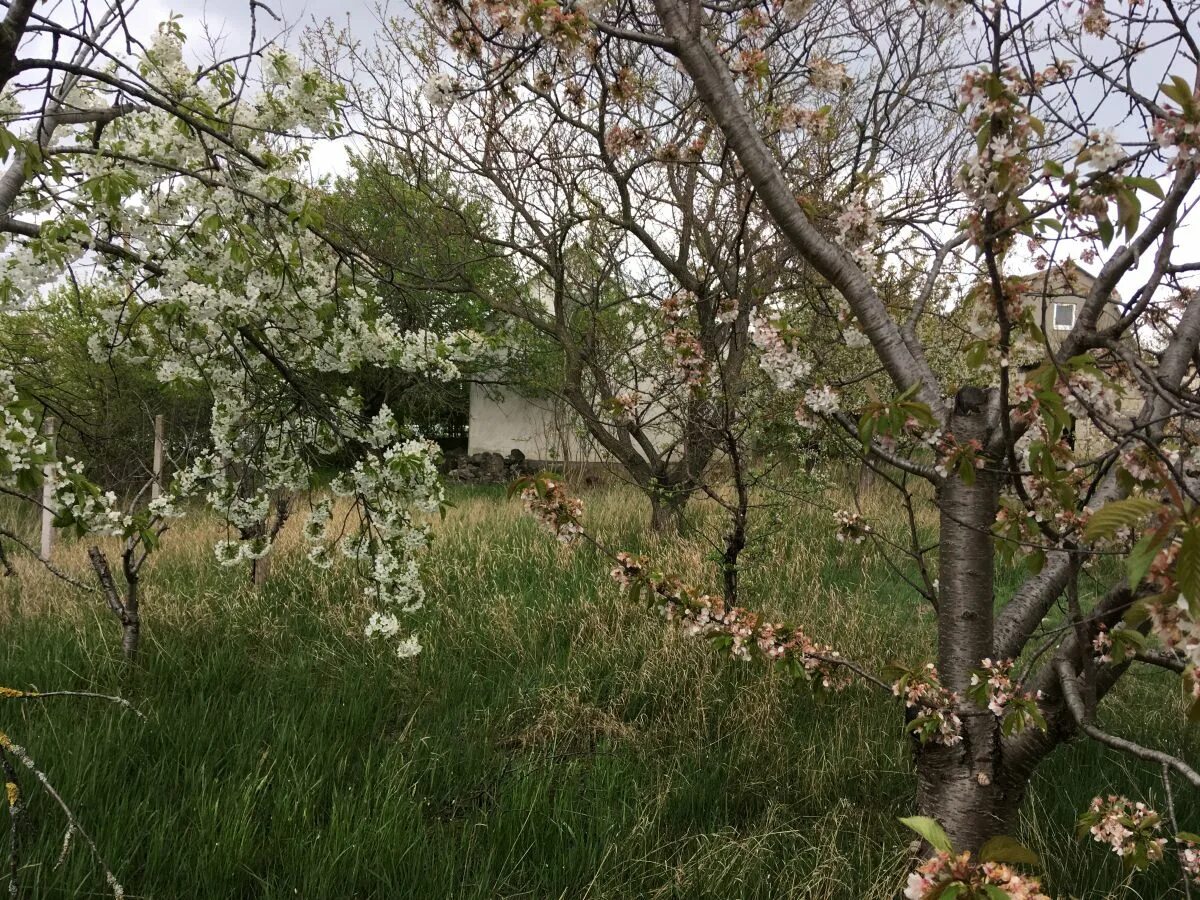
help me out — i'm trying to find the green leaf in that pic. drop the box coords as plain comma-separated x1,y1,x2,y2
1128,529,1169,589
1098,219,1114,247
983,886,1011,900
1115,189,1142,240
1083,497,1161,541
1124,176,1165,200
1177,527,1200,614
506,476,532,499
979,835,1041,867
1025,548,1046,574
965,341,990,369
1161,76,1194,109
899,816,953,854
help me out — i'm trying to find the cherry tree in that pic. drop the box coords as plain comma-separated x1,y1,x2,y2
0,0,484,658
0,0,482,892
310,0,964,533
424,0,1200,893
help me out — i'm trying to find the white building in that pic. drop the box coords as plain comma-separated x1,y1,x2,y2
466,382,603,463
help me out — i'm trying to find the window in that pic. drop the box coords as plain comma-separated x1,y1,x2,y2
1053,302,1076,331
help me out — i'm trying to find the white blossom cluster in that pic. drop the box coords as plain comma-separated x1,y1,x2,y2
0,370,132,536
833,197,880,275
749,314,811,390
0,23,475,658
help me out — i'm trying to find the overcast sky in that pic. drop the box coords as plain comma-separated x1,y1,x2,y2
111,0,1196,294
130,0,383,175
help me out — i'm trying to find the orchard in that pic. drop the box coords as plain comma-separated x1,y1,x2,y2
2,0,1199,897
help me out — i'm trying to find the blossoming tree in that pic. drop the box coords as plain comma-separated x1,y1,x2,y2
310,0,964,533
0,0,482,892
419,0,1200,893
0,0,483,660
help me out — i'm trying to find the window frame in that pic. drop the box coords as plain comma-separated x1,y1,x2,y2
1052,301,1076,331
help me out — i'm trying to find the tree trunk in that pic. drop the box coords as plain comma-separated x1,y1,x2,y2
919,386,1013,853
649,493,687,532
917,746,1023,853
252,553,271,588
120,557,141,661
121,607,140,660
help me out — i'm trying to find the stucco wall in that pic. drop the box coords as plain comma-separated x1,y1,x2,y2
467,384,603,462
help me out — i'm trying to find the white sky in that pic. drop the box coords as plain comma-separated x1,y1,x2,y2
132,0,378,175
59,1,1200,300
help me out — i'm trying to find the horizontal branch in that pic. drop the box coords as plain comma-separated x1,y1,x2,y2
1056,658,1200,789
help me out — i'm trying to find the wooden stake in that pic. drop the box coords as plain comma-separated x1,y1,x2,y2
39,417,56,561
151,415,165,502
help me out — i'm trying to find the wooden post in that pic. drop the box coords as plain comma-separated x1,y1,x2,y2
151,414,165,502
39,416,56,561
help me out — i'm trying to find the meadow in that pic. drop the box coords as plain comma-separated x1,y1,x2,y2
0,481,1195,899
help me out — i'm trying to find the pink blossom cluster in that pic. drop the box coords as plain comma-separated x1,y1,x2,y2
608,553,852,687
604,125,649,158
1144,595,1200,670
1181,837,1200,886
1057,370,1117,420
1121,447,1162,483
777,105,831,135
1152,113,1200,166
729,48,767,83
610,390,638,424
893,664,963,746
1081,0,1110,36
969,658,1022,715
833,508,870,544
955,67,1037,245
967,658,1045,733
520,478,584,544
661,290,709,389
661,289,696,325
1080,796,1167,863
808,57,849,91
441,0,598,57
904,852,1049,900
932,432,984,480
663,328,709,388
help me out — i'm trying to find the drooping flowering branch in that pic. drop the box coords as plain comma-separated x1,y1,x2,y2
512,472,877,689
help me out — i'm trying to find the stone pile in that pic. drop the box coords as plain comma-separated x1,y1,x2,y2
445,449,535,484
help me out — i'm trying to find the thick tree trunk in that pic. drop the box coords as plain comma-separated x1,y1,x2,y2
918,387,1015,853
917,742,1024,853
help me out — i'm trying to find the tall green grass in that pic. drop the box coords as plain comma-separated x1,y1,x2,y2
0,483,1194,898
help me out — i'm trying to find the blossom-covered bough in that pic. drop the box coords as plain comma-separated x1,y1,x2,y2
0,0,481,892
0,0,481,660
432,0,1200,894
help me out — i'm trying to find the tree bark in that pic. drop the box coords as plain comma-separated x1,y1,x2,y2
649,489,687,533
918,386,1012,853
87,545,141,661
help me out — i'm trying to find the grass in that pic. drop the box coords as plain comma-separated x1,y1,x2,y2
0,481,1196,898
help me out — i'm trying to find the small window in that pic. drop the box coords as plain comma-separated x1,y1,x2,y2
1053,302,1076,331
